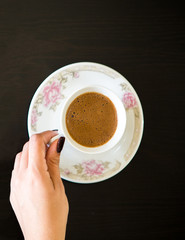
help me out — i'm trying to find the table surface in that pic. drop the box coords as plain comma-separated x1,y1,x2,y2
0,0,185,239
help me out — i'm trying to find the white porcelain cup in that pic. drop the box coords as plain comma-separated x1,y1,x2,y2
51,86,126,154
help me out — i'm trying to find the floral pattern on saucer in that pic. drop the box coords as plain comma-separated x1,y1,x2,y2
122,92,137,109
31,71,79,131
60,159,121,182
28,62,144,183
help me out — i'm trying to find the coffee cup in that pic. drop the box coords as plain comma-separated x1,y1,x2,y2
50,86,126,154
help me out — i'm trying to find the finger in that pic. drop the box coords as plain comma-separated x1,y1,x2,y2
46,137,65,189
28,131,58,170
20,142,29,170
13,152,22,171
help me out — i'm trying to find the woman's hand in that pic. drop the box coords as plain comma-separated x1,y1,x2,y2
10,131,69,240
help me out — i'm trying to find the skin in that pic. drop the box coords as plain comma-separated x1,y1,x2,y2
10,131,69,240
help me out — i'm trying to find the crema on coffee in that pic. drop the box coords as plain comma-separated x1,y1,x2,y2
66,92,117,147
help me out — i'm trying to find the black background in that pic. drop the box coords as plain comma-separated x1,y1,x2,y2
0,0,185,239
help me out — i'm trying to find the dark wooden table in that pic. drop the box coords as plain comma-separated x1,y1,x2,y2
0,0,184,239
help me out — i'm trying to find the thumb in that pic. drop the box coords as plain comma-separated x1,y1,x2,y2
46,137,65,185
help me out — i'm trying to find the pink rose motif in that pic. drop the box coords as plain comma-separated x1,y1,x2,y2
123,92,137,109
64,169,70,175
43,81,62,107
31,108,38,126
82,160,104,176
73,71,80,78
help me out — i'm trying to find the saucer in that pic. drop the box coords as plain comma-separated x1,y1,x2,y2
27,62,144,184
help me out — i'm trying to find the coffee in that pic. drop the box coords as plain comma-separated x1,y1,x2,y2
66,92,117,147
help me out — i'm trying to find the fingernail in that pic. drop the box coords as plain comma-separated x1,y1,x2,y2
57,137,65,153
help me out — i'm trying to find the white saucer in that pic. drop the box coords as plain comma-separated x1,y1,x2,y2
27,62,144,184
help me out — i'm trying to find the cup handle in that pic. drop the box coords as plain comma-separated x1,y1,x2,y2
48,133,65,146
